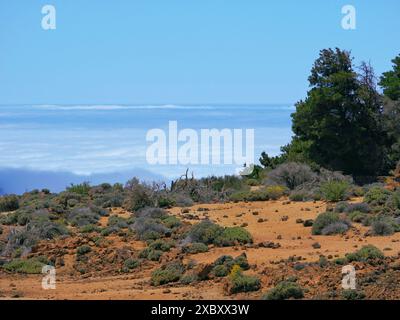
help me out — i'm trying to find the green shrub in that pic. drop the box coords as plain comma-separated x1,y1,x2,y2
139,248,163,261
334,201,350,213
212,264,229,277
151,262,184,286
67,207,101,227
76,245,92,255
347,211,366,223
186,220,223,244
370,219,395,236
108,215,129,228
345,245,384,262
132,217,170,240
321,222,350,235
312,212,349,235
182,242,209,254
67,182,91,196
341,289,366,300
233,253,250,270
161,216,182,229
214,227,253,247
3,258,45,274
0,195,19,212
122,180,153,211
320,181,350,202
100,226,119,236
333,257,347,265
265,185,286,200
262,281,304,300
124,258,140,270
148,239,173,252
245,178,260,186
289,191,308,202
228,269,261,294
80,224,100,233
364,187,392,206
180,273,198,284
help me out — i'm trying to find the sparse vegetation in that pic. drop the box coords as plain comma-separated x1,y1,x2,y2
262,280,304,300
151,262,184,286
345,245,384,262
320,181,350,202
2,257,45,274
0,195,19,212
312,212,350,235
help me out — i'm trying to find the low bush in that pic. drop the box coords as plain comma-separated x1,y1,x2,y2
66,182,90,196
213,227,253,247
334,201,350,213
262,280,304,300
345,245,384,262
186,220,223,244
347,211,366,223
227,266,261,294
122,179,153,212
151,262,184,286
265,185,286,200
80,224,100,233
212,264,229,277
0,195,19,212
132,217,170,240
67,207,101,227
211,254,250,277
312,212,350,235
320,181,350,202
341,289,366,300
264,162,316,190
28,220,69,240
289,191,309,202
76,245,92,256
139,248,163,261
2,258,45,274
148,239,173,252
182,242,208,254
321,222,350,235
123,258,140,270
136,207,168,219
364,187,392,206
161,216,182,229
345,203,370,214
172,194,194,207
180,273,198,284
370,219,395,236
108,216,129,228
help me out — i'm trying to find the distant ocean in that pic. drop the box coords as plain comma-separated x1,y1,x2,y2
0,105,294,194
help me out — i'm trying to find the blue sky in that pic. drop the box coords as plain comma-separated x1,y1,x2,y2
1,0,399,105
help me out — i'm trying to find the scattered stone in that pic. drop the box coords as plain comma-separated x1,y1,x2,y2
281,215,289,221
296,218,304,224
258,241,281,249
303,219,314,227
312,242,321,249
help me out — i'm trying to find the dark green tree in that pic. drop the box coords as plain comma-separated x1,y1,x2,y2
380,54,400,166
379,54,400,101
289,48,387,176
